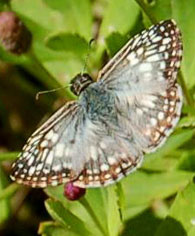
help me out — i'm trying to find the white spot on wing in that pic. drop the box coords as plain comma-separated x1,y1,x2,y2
158,112,165,120
160,26,165,32
100,164,109,171
139,63,153,72
127,52,136,61
147,54,160,62
46,129,54,140
18,163,24,168
40,140,49,148
160,61,166,69
137,47,144,56
55,143,65,157
151,118,158,126
45,151,54,165
162,38,171,44
28,166,36,176
36,163,44,171
152,36,162,42
108,157,116,165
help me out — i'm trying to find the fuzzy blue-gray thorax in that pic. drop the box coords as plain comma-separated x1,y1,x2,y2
81,85,115,122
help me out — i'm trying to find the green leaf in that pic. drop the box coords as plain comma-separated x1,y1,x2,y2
143,0,172,23
11,0,90,92
46,186,122,236
11,0,65,33
83,189,108,235
0,183,19,201
0,152,19,161
0,165,11,224
39,221,79,236
172,0,195,89
122,170,193,220
44,0,92,40
182,105,195,116
115,182,126,220
0,0,9,10
123,209,162,236
177,150,195,172
189,227,195,236
106,186,122,236
46,33,88,56
97,0,140,61
45,199,91,236
100,0,140,37
149,0,172,20
105,32,128,57
155,182,195,235
45,186,106,235
123,204,149,220
46,187,109,236
142,154,179,172
178,116,195,128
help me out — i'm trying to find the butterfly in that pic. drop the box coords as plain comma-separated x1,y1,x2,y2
11,19,183,188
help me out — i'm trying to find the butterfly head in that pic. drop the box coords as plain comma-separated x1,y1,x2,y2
70,73,94,96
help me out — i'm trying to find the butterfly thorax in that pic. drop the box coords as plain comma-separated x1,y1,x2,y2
70,73,94,96
79,82,115,121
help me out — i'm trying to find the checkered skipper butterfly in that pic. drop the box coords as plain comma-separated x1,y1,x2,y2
11,20,183,188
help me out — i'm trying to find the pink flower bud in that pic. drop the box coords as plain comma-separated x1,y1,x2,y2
64,182,86,201
0,11,32,55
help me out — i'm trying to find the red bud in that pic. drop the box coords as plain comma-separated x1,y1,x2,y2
64,182,86,201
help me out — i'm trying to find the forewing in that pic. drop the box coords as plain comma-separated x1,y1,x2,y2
11,101,85,188
98,19,183,153
98,19,182,85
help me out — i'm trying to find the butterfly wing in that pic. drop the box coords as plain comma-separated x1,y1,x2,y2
11,101,87,187
11,20,183,189
11,99,144,188
72,117,144,188
97,19,183,153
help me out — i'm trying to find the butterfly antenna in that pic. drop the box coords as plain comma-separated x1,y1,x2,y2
36,85,71,100
81,38,95,75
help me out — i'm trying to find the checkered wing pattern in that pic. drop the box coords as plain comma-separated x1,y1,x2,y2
11,102,85,187
11,100,144,188
11,20,183,188
98,19,183,153
74,20,183,188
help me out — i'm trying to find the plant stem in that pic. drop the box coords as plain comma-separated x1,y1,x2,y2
27,49,75,100
79,197,107,236
0,183,19,201
134,0,158,24
28,49,61,89
134,0,194,107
